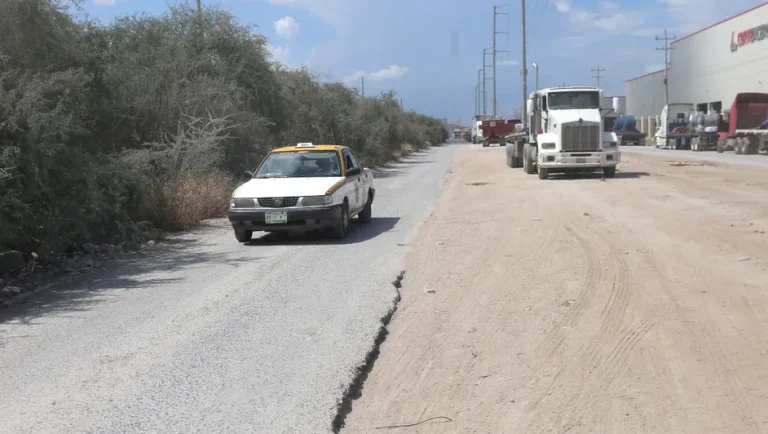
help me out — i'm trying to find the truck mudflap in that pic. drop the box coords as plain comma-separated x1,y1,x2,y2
538,151,620,169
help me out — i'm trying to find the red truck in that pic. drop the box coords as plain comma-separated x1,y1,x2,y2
481,119,521,147
714,92,768,154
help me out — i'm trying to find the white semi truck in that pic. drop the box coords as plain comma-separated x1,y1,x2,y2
505,86,620,179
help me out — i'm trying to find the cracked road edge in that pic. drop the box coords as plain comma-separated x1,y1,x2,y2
331,270,405,433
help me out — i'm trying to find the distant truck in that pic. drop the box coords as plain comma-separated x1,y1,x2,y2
471,114,491,144
481,119,519,147
715,92,768,154
452,128,461,139
654,103,696,149
689,112,722,151
614,115,647,146
505,86,620,179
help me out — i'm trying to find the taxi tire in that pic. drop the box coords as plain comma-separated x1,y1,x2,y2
358,194,372,223
235,230,252,243
331,203,349,239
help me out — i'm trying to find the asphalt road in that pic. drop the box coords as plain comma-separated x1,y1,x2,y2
0,143,458,434
621,145,768,168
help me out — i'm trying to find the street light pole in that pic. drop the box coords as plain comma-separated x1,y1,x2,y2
520,0,528,126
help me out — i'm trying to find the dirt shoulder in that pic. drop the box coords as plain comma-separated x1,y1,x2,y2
341,147,768,434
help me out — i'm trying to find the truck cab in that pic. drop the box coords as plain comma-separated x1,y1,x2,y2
513,86,620,179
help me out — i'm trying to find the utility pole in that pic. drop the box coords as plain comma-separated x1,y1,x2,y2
195,0,202,13
492,5,509,117
361,76,365,98
656,30,676,107
520,0,527,126
476,68,483,117
591,64,605,88
483,48,491,115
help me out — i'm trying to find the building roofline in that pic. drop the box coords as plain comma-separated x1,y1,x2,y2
672,1,768,45
625,68,666,83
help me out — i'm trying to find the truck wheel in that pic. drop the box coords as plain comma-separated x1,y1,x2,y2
746,137,759,154
538,167,549,180
603,166,616,178
330,202,349,239
482,141,489,147
235,230,253,243
691,137,700,152
358,193,372,223
523,146,535,174
716,139,724,153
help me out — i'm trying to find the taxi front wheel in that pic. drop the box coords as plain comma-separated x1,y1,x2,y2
235,229,252,242
330,203,349,239
358,194,372,223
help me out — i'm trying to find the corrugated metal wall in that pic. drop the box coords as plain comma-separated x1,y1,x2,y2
626,3,768,118
669,3,768,112
625,70,666,117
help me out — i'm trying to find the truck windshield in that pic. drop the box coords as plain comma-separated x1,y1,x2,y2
548,92,600,110
255,150,342,178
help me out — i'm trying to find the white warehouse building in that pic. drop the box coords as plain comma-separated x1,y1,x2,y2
626,2,768,123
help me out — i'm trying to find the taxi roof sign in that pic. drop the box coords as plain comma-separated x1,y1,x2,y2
296,142,315,148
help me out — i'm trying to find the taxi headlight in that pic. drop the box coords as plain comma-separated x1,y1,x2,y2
302,195,333,206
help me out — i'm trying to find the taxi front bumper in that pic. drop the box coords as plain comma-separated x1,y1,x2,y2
228,204,342,232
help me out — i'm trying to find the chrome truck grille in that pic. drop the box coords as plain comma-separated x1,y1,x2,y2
561,122,601,152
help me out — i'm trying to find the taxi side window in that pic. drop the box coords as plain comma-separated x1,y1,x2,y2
343,150,359,172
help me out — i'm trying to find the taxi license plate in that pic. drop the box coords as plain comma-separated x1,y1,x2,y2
576,157,587,164
265,211,287,224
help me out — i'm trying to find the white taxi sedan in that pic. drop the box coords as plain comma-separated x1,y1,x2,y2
228,143,375,241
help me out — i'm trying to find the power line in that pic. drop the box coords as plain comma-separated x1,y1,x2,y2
656,30,676,107
591,64,605,88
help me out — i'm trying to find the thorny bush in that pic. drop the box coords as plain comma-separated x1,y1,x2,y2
0,0,449,258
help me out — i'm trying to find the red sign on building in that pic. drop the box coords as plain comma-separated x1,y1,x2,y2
731,23,768,52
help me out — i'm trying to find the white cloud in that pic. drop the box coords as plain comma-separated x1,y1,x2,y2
267,44,290,62
344,65,411,83
659,0,757,34
274,16,299,39
92,0,117,4
554,1,571,12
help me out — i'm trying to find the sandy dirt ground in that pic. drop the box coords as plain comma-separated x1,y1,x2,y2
341,146,768,434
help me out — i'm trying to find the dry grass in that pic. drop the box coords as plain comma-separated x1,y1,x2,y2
143,171,236,231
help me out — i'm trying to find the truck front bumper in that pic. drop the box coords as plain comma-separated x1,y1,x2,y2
538,149,620,170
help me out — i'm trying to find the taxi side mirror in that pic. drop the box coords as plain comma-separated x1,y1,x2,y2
346,167,361,177
243,170,254,179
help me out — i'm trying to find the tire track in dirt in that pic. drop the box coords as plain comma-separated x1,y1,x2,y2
590,174,765,431
533,224,605,360
556,303,673,433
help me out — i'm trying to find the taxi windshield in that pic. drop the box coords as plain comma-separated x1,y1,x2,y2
255,150,342,178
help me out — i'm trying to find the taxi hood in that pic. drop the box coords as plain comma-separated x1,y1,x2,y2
232,176,345,198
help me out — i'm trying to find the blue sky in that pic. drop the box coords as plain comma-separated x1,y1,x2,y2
80,0,760,123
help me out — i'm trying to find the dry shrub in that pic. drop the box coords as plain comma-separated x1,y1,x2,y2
144,171,235,231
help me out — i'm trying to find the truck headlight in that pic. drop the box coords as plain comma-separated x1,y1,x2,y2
604,142,617,148
541,142,556,150
302,195,333,206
